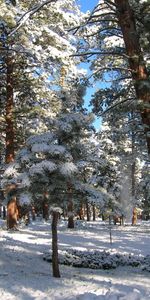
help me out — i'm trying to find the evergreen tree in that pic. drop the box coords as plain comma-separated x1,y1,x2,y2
0,0,82,162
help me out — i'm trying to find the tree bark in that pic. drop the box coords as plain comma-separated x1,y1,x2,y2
131,125,136,201
86,201,91,221
42,201,49,220
6,184,19,229
132,207,137,225
7,196,18,229
92,203,96,221
79,202,84,220
2,206,6,220
115,0,150,155
67,183,74,229
31,206,36,221
43,191,49,220
51,211,60,278
5,54,15,163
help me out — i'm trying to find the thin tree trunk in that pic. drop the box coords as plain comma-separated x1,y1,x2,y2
43,191,49,220
131,123,137,225
92,203,96,221
5,53,15,163
115,0,150,155
67,183,74,229
31,206,36,221
79,202,84,220
86,201,91,222
5,53,18,227
131,123,136,201
2,206,6,220
51,211,60,278
42,201,49,220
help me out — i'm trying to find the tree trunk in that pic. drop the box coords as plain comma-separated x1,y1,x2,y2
92,203,96,221
6,183,19,229
115,0,150,155
7,196,18,229
86,201,91,221
2,206,6,220
79,202,84,220
5,54,15,163
42,201,49,221
31,206,36,221
67,183,74,229
42,191,49,220
132,207,137,225
131,125,136,201
51,211,60,278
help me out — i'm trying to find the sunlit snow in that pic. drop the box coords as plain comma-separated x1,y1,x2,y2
0,219,150,300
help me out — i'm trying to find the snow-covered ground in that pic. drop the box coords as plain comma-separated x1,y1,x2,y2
0,218,150,300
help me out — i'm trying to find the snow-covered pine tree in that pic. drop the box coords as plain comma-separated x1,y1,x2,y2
92,114,147,224
0,0,84,224
0,0,83,163
54,67,121,223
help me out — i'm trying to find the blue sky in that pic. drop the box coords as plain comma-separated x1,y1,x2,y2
77,0,99,12
77,0,102,131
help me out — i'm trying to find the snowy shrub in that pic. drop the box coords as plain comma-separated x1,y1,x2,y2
43,249,150,272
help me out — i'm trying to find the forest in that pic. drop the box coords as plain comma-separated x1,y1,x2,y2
0,0,150,299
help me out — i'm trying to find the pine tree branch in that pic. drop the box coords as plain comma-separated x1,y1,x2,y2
8,0,58,37
92,66,132,73
105,0,117,10
98,98,135,116
85,27,122,38
88,12,117,20
103,76,131,83
105,0,117,7
88,19,118,25
87,67,132,81
71,51,128,58
69,11,118,33
85,3,101,24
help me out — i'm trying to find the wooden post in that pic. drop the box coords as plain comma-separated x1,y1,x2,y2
51,211,60,278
